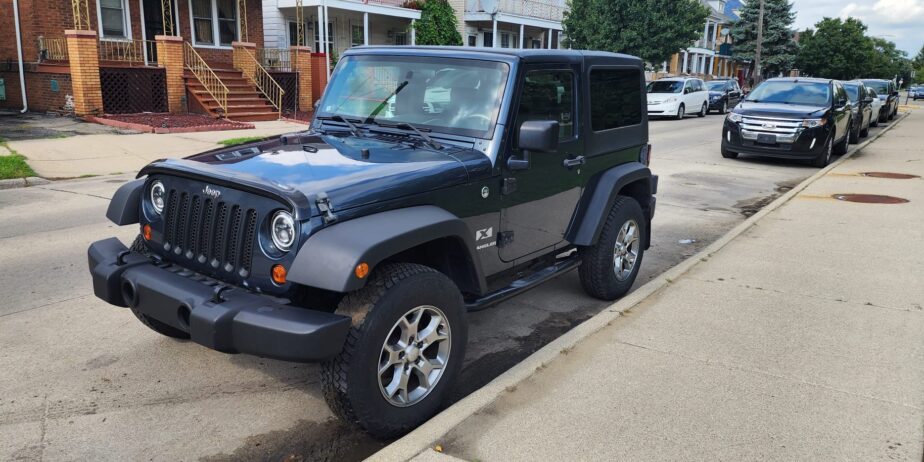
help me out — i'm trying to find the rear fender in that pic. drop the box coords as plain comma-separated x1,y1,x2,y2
567,162,654,247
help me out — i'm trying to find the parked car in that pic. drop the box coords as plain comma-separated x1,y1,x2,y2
860,79,899,122
910,85,924,101
646,77,709,119
706,79,743,114
866,87,883,127
721,77,853,167
87,48,658,438
844,80,873,142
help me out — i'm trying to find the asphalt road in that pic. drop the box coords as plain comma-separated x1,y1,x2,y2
0,110,901,461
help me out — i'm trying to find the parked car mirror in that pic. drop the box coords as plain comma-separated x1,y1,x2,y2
864,96,874,103
835,98,848,108
518,120,560,153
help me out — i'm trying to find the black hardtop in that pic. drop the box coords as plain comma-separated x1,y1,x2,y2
341,46,643,67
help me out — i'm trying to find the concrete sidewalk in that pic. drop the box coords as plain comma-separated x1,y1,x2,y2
5,120,305,178
377,111,924,461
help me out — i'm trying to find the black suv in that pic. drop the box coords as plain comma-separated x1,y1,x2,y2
88,48,657,437
860,79,899,122
843,80,874,143
706,78,743,114
721,77,852,167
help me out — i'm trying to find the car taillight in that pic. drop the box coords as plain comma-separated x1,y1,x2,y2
640,144,652,166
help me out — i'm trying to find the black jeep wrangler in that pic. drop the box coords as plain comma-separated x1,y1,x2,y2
88,47,657,437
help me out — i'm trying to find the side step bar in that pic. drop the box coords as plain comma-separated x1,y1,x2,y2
465,254,582,312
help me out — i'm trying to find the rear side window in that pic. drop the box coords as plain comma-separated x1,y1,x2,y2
590,68,642,131
517,70,575,139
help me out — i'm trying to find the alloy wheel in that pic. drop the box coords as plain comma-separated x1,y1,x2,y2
378,305,451,407
613,220,641,281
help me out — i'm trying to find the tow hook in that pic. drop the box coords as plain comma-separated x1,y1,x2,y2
116,250,132,266
316,192,338,224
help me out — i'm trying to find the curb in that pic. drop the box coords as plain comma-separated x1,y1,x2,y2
0,176,51,190
369,112,911,462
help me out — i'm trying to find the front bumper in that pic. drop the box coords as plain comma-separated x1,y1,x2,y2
722,120,832,160
708,98,726,110
647,101,680,116
88,238,351,362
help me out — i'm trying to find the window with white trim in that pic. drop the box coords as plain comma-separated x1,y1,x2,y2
191,0,239,47
315,21,333,52
99,0,129,38
395,32,407,46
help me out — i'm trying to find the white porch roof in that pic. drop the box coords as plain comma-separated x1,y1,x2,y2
464,12,562,30
277,0,421,19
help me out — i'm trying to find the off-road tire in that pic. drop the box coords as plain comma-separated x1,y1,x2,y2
579,196,646,301
698,102,707,117
834,124,850,155
128,235,190,340
721,144,738,159
676,104,685,120
321,263,467,439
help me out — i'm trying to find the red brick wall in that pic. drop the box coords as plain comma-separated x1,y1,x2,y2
0,70,73,112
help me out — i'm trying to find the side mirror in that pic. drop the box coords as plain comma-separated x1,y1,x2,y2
835,98,847,108
518,120,559,153
892,91,900,97
510,120,559,171
864,97,874,103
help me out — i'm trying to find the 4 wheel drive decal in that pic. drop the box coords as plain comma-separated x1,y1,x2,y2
475,227,496,250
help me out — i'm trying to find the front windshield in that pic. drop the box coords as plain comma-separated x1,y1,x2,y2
862,80,889,93
706,81,727,91
844,84,860,102
317,55,509,138
745,81,831,105
647,81,683,93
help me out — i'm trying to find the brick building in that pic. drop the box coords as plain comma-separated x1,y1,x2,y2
1,0,322,121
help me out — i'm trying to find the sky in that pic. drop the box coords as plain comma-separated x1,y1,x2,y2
788,0,924,56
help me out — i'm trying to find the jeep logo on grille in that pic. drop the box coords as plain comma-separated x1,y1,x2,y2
203,185,222,199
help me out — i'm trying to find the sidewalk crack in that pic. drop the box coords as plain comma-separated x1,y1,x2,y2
33,186,110,201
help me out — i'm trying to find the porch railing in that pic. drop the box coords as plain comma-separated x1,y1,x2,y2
256,48,292,72
468,0,566,21
234,47,285,116
184,42,229,115
98,39,158,66
38,36,69,62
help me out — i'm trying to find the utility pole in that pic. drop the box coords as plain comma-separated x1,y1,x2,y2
753,0,765,85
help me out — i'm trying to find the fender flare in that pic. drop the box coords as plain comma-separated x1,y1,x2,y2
106,179,144,226
288,206,487,294
566,162,653,247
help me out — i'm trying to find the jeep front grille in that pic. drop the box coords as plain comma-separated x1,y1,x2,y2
162,189,258,278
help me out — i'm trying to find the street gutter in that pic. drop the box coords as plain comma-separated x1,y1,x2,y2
369,111,912,461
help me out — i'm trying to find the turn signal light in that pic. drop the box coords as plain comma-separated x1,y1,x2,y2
271,264,287,284
143,224,152,241
355,262,370,279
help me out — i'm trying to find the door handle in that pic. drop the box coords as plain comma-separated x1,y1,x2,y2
562,156,586,168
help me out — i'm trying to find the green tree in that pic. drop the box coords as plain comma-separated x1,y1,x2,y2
795,17,873,80
412,0,462,46
730,0,799,78
562,0,709,66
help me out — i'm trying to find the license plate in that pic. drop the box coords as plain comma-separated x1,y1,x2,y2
757,134,777,144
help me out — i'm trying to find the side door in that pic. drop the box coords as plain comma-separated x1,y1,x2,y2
681,80,695,109
728,80,742,106
692,79,708,111
832,82,850,140
498,65,583,262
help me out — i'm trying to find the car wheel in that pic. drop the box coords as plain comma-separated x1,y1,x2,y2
888,105,896,120
879,108,888,123
812,135,834,168
321,263,467,439
676,104,685,120
579,196,646,301
860,117,870,138
719,101,727,114
698,102,707,117
721,144,739,159
835,125,850,156
849,120,861,144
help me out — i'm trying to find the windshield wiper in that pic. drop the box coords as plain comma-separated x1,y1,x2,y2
316,115,364,137
374,121,443,150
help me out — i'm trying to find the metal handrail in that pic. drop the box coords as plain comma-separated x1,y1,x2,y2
184,42,229,115
256,48,292,72
38,36,69,61
234,47,285,116
99,39,158,66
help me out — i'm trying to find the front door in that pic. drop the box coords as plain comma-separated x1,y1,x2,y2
142,0,178,62
498,65,583,262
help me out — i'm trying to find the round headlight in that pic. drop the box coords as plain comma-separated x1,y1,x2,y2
271,211,296,251
150,181,165,214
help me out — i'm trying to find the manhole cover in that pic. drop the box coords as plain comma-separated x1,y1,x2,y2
832,194,909,204
860,172,920,179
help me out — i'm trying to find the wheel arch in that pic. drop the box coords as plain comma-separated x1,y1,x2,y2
566,162,655,249
106,179,144,225
288,206,487,296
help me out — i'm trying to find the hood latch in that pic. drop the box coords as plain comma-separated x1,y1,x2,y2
316,192,338,224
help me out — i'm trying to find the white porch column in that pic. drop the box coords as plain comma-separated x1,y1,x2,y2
492,19,498,47
519,24,524,49
317,5,323,51
323,3,330,75
547,29,552,48
363,12,369,45
662,61,667,72
703,21,710,46
410,19,416,45
707,55,713,75
682,51,688,73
